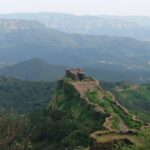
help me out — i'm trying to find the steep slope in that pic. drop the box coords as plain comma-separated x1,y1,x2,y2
0,58,65,81
49,71,144,149
0,70,149,149
107,82,150,122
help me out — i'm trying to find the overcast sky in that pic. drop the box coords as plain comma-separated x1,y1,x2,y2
0,0,150,16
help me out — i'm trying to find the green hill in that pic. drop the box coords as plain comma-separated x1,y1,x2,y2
0,76,55,112
0,72,149,149
0,58,65,81
105,82,150,122
47,73,144,149
1,58,150,83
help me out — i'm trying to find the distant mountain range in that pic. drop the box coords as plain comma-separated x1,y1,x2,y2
0,19,150,83
1,13,150,40
0,19,150,68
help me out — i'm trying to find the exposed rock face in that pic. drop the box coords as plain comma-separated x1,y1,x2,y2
66,68,86,81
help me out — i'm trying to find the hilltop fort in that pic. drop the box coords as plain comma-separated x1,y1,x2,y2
50,68,144,150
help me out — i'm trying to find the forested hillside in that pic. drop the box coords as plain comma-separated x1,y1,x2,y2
101,81,150,122
0,77,55,112
0,75,149,149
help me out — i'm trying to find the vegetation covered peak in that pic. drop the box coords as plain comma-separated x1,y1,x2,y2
49,72,146,149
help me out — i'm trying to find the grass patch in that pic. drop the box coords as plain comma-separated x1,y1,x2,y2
111,103,142,129
111,114,121,130
99,100,113,113
85,90,100,104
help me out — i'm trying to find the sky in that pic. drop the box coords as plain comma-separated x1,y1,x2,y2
0,0,150,16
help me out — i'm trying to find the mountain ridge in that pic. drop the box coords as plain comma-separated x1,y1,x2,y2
0,19,150,66
0,19,150,83
0,58,65,81
49,69,145,149
1,12,150,40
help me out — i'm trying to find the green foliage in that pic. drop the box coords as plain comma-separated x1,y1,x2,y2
51,83,105,130
29,109,92,150
139,128,150,150
63,77,73,82
119,129,150,150
0,77,149,149
112,83,150,122
103,92,113,102
111,103,142,128
0,108,97,150
94,89,142,129
99,99,113,113
0,77,55,112
0,109,149,150
85,90,100,104
0,78,149,150
0,112,31,150
111,114,121,129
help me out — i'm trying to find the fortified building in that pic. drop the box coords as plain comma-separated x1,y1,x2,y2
65,68,86,81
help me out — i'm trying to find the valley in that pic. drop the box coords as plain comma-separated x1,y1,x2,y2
0,19,150,83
